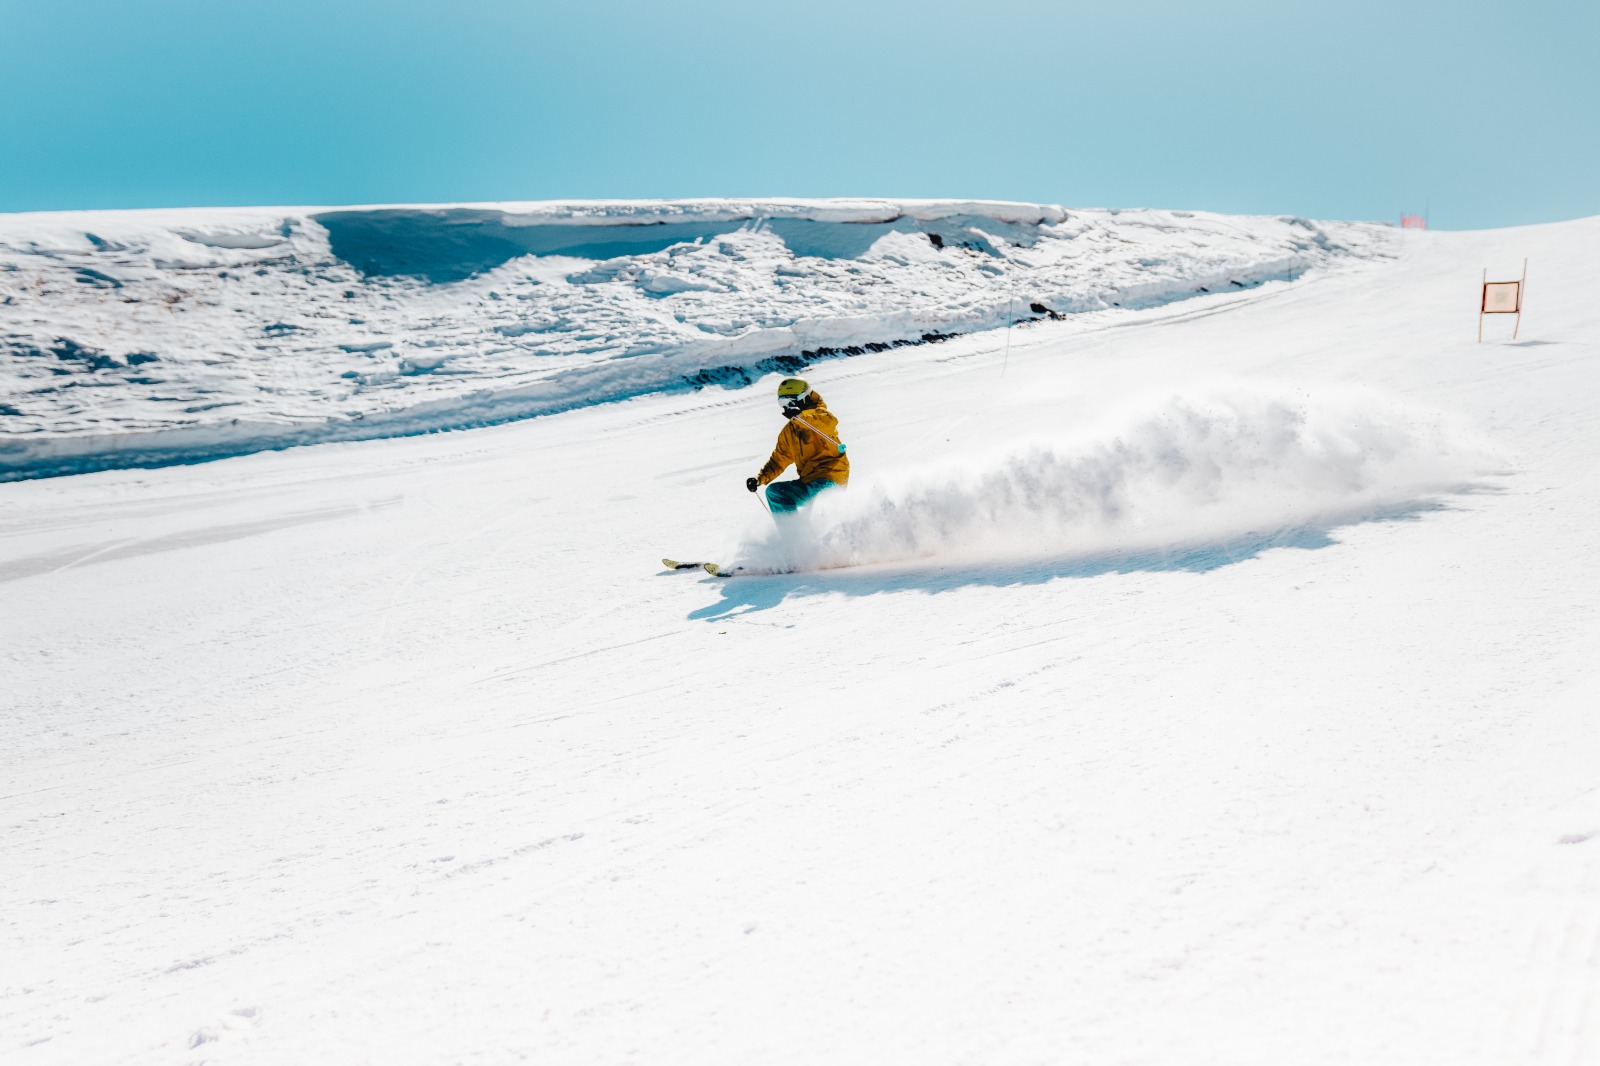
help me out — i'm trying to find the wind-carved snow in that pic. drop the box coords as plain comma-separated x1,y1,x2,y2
734,387,1498,574
0,199,1390,480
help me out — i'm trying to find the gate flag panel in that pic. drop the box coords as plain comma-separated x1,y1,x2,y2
1479,259,1528,342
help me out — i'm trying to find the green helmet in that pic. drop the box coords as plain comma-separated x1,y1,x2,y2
776,377,810,400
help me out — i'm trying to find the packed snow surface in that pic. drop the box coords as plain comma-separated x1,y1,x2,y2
4,208,1599,1066
0,199,1388,479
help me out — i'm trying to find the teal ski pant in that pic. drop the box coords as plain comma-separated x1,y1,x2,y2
765,478,838,514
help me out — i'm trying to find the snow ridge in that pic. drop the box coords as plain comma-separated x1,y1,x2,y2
0,200,1390,480
735,386,1498,574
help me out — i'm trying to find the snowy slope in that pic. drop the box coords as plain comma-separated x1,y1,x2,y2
3,213,1599,1066
0,199,1388,479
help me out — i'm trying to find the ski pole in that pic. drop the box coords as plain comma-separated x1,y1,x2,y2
792,417,846,455
752,482,780,528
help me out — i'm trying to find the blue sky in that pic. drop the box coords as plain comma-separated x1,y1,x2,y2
2,0,1595,228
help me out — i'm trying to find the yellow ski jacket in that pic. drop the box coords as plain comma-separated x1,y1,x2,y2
757,392,850,487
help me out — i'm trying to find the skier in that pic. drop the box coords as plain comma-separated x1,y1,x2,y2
746,377,849,513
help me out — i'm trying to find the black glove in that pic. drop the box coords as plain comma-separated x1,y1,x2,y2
746,477,759,493
782,401,801,420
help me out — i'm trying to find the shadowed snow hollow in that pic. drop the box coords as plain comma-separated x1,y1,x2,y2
734,387,1500,574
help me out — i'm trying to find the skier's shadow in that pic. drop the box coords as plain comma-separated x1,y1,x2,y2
686,495,1485,621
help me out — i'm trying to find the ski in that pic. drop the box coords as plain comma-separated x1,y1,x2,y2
703,562,801,577
664,559,760,577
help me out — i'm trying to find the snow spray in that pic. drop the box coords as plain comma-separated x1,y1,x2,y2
729,385,1501,574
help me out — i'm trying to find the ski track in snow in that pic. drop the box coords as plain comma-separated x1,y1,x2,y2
0,199,1389,480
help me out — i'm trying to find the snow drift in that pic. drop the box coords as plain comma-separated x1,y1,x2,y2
0,199,1392,480
733,387,1499,574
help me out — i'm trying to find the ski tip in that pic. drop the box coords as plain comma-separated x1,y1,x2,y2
702,562,721,576
662,558,680,569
